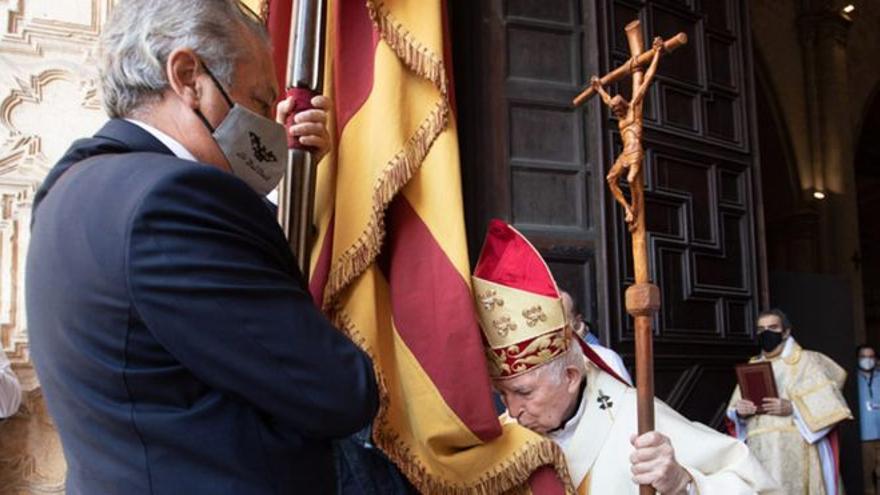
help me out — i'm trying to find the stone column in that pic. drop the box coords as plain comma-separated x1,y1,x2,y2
798,6,865,340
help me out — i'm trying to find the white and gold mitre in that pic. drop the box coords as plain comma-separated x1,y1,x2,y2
472,220,570,379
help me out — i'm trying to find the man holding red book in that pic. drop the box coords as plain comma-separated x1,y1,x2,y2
727,309,852,494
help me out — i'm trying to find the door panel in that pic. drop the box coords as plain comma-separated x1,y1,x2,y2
601,0,762,425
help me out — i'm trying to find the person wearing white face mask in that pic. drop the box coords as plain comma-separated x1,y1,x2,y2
25,1,378,493
858,344,880,494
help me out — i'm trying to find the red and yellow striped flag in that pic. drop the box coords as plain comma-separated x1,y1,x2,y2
250,0,573,492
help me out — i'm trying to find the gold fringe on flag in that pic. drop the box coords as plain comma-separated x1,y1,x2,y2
321,0,450,311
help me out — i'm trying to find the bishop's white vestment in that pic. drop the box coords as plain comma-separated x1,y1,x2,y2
726,338,851,495
539,362,780,494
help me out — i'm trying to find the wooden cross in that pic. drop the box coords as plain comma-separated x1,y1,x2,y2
572,20,687,495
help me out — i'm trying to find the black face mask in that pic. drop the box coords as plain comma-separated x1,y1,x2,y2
757,331,785,353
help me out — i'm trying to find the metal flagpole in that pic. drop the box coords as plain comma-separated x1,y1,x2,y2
277,0,327,277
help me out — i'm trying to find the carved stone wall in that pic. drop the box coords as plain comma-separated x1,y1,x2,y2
0,1,112,493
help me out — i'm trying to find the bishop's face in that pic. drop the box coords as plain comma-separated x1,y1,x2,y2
494,364,582,434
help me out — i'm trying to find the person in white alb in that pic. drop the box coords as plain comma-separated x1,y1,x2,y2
727,309,851,494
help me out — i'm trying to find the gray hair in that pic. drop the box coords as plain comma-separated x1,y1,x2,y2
99,0,268,118
535,335,586,385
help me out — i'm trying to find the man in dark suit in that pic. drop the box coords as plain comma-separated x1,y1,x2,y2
25,1,378,493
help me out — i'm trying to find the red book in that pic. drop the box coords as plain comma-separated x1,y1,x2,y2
735,362,778,413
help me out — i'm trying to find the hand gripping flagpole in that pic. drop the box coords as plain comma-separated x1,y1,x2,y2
573,20,686,495
277,0,327,277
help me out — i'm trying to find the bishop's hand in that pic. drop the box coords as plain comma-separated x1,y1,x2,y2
590,76,603,91
630,432,692,495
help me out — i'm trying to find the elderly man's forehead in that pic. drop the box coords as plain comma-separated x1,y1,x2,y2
494,367,546,390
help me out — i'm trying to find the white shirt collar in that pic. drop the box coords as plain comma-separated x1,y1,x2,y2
781,336,795,358
125,119,198,162
549,380,590,440
548,364,622,488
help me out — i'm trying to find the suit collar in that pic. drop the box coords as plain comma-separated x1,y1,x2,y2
94,118,175,156
31,119,176,225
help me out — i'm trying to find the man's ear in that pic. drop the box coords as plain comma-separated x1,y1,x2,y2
564,366,582,394
166,48,202,109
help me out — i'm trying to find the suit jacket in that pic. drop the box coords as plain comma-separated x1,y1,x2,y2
26,119,379,494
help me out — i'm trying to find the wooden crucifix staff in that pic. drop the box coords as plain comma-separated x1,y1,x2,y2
572,20,687,495
277,0,327,276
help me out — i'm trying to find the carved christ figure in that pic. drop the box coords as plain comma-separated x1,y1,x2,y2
591,36,664,231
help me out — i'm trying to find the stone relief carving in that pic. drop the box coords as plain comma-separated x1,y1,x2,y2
0,1,113,493
1,0,111,55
